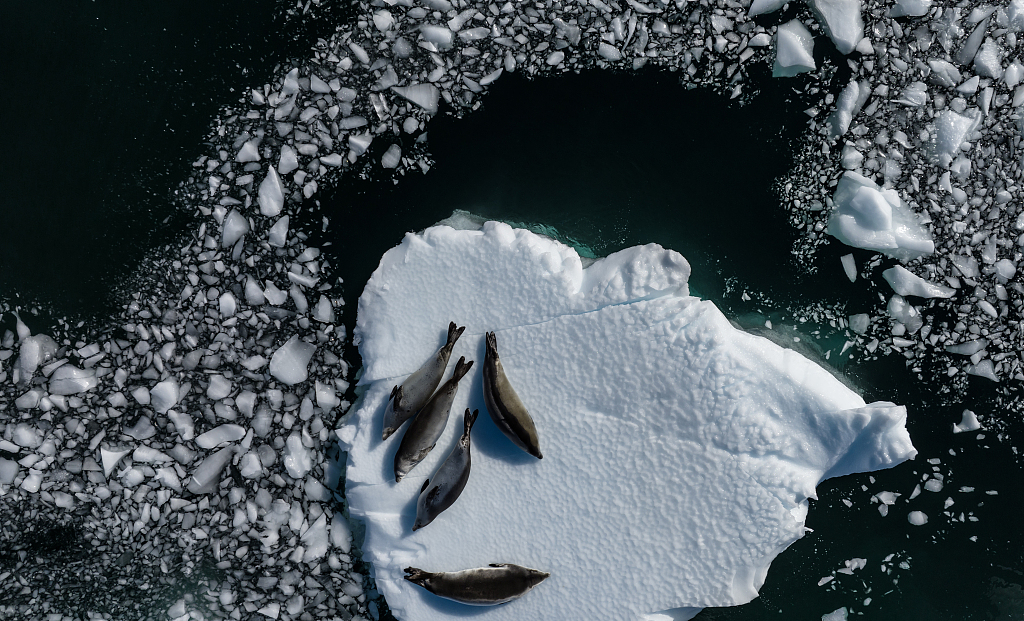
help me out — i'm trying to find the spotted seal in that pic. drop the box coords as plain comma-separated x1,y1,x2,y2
413,408,478,530
394,356,473,482
482,331,542,458
403,564,550,605
382,322,465,441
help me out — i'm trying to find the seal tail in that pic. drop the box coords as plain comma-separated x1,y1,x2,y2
450,356,473,382
447,322,466,346
485,331,498,358
463,408,479,436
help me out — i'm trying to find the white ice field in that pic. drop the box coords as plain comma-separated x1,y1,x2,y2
339,221,917,621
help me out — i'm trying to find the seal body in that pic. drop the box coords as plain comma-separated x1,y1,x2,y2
413,408,478,530
482,331,542,458
383,322,465,440
394,356,473,481
403,564,550,606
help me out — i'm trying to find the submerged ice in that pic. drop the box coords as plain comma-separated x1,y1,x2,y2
340,222,916,621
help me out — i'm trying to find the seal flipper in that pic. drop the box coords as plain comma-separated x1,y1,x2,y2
446,321,466,347
450,356,473,382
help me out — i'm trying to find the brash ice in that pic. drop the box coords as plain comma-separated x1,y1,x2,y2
337,220,917,621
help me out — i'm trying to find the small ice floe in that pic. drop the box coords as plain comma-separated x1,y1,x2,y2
882,266,955,299
907,511,928,526
889,0,931,17
953,409,983,433
269,336,316,385
258,166,284,217
806,0,863,55
773,20,816,77
827,172,934,260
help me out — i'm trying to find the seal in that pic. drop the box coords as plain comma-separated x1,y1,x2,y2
482,331,542,458
403,564,550,606
413,408,478,531
382,322,466,441
394,356,473,482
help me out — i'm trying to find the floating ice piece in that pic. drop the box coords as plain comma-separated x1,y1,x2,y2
953,409,982,433
341,221,915,621
929,109,980,168
597,42,622,61
101,446,132,477
882,266,955,299
956,18,989,66
967,359,999,381
889,0,931,17
17,334,57,383
269,216,289,248
826,80,870,140
907,511,928,525
807,0,863,55
283,432,312,479
748,0,786,16
827,172,934,260
47,365,98,395
270,336,316,385
373,9,395,32
278,145,299,175
840,254,856,282
975,39,1004,79
195,424,246,449
773,20,816,77
236,139,260,163
419,25,454,50
1011,0,1024,32
187,445,236,494
258,167,284,217
381,144,402,169
391,84,441,114
895,81,927,107
222,210,249,248
887,295,923,333
133,445,171,463
945,339,986,356
12,423,42,448
822,608,849,621
301,513,330,562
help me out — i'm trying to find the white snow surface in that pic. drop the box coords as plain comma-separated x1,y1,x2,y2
339,221,916,621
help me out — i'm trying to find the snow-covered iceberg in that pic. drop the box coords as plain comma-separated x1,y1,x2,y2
338,221,916,621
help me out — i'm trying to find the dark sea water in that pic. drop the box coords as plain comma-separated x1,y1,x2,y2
3,3,1024,620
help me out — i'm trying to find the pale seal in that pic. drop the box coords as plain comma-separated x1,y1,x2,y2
482,331,542,458
394,356,473,482
382,322,466,441
403,564,550,606
413,408,478,531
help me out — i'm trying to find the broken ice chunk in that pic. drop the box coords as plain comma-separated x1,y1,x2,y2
840,254,857,282
391,84,441,114
598,42,622,61
882,266,956,299
419,25,454,50
773,20,816,77
150,379,180,414
236,139,261,163
748,0,786,16
807,0,863,55
16,333,58,384
907,511,928,525
278,145,299,175
373,9,395,32
889,0,931,17
827,172,934,260
826,80,870,140
381,144,402,169
953,409,982,433
101,446,132,477
849,313,870,334
269,336,316,385
221,209,249,248
187,445,237,494
283,432,312,478
895,81,928,107
47,365,98,395
928,110,980,168
269,216,289,248
195,424,246,449
974,39,1004,79
258,166,284,217
887,295,923,333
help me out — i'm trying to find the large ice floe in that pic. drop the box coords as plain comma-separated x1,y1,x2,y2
339,221,916,621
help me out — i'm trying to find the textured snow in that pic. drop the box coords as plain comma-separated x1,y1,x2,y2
339,222,916,621
827,171,934,260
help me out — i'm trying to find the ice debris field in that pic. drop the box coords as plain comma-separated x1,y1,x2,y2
339,221,916,621
1,0,1023,617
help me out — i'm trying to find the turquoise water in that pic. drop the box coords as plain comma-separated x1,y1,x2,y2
2,3,1023,620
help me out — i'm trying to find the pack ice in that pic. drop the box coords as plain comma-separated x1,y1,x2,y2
337,221,916,621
